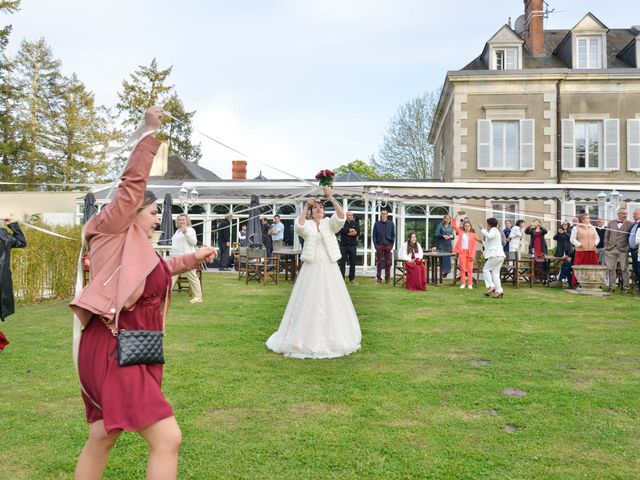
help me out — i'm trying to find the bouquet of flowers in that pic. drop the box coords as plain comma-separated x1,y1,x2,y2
315,169,335,187
414,258,423,266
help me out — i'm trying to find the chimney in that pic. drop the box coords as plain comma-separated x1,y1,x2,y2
524,0,544,56
232,160,247,180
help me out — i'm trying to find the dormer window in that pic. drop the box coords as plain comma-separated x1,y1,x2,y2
495,48,518,70
576,36,603,69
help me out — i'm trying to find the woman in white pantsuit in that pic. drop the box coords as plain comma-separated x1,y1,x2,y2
481,217,506,299
171,214,204,303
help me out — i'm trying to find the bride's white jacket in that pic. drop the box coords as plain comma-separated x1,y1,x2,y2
296,213,345,264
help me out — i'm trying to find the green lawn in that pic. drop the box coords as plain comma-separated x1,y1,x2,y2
1,274,639,479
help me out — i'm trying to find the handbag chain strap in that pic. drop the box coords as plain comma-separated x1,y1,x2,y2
102,282,170,337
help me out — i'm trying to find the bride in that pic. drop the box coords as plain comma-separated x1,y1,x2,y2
265,186,361,359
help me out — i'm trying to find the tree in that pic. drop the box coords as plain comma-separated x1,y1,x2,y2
0,1,21,187
162,93,201,162
116,58,173,132
0,1,20,53
48,74,119,185
372,90,438,179
333,159,383,179
12,38,65,188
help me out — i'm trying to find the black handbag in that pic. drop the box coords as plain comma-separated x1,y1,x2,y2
103,286,169,367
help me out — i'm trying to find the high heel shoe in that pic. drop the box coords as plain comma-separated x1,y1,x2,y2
492,291,504,299
484,288,495,296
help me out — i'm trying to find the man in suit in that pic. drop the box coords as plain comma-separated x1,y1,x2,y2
373,209,395,284
217,214,231,271
604,208,633,292
629,208,640,294
339,211,360,284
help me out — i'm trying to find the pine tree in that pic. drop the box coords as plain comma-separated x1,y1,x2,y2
12,37,65,188
162,93,202,162
49,73,119,185
116,58,173,132
0,1,20,53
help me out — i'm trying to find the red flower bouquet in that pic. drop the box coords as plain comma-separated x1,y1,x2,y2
414,258,423,266
315,169,335,187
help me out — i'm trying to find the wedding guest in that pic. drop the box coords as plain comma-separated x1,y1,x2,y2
630,209,640,294
452,216,477,289
570,213,599,287
605,209,633,293
260,218,273,256
0,214,27,323
553,222,574,287
503,220,512,255
435,214,455,277
217,214,231,271
524,220,548,257
397,231,426,291
508,219,524,260
373,209,395,284
171,214,203,303
339,211,360,284
70,106,216,479
238,223,248,247
481,218,506,298
595,218,607,265
269,215,285,251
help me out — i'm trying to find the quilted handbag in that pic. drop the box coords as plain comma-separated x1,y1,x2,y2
103,285,169,367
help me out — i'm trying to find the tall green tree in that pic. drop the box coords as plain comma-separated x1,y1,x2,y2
162,93,201,162
49,73,119,185
116,57,173,131
372,90,438,179
12,37,65,188
0,1,20,52
0,0,21,187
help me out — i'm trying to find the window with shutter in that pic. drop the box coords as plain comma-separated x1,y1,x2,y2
627,119,640,171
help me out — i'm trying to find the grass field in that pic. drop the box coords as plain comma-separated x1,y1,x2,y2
1,274,639,479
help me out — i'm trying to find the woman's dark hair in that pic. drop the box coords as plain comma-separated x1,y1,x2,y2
406,231,419,255
486,217,499,228
139,190,157,211
516,219,525,227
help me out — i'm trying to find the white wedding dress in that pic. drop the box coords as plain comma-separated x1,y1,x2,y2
265,229,361,359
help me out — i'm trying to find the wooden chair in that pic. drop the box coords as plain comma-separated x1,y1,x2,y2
393,254,407,287
245,247,279,286
236,246,248,280
175,269,202,294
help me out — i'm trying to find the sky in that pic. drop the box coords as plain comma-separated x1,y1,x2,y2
3,0,639,180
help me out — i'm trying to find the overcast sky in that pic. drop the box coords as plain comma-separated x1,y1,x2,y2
4,0,638,180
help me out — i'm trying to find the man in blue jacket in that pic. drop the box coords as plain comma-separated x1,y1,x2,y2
373,209,395,284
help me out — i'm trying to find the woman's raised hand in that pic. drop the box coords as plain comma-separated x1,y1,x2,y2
305,198,317,209
144,105,163,131
196,246,217,263
323,186,333,198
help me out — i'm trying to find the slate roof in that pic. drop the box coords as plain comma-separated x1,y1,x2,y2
148,155,221,182
334,170,369,182
461,28,638,71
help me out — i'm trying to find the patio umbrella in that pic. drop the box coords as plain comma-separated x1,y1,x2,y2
82,192,97,224
158,193,175,246
246,194,262,247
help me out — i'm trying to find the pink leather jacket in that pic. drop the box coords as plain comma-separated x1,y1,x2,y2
70,136,199,327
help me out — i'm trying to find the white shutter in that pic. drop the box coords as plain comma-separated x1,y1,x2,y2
520,119,535,170
477,119,492,169
561,119,575,169
627,119,640,171
603,119,620,170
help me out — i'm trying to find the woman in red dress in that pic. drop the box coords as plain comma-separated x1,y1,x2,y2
70,107,216,479
398,232,426,291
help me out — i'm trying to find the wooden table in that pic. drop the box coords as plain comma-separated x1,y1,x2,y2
423,252,457,285
273,249,302,282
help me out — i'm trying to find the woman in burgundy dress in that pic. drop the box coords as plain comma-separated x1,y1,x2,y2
70,107,216,479
525,219,548,281
398,232,426,291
